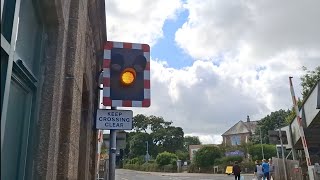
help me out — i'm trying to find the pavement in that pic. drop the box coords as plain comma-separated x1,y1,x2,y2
116,169,255,180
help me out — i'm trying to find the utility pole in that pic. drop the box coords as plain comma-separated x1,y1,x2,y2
259,127,265,159
109,107,117,180
278,117,288,180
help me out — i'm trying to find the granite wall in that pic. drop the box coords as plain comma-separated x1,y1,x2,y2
34,0,106,179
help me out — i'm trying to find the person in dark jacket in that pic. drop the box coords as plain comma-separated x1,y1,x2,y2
232,161,241,180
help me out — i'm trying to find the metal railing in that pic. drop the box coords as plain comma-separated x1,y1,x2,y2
97,159,109,180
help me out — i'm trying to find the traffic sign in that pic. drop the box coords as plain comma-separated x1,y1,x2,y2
102,41,150,107
96,109,133,130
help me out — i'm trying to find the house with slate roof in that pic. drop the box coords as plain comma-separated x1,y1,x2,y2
222,116,258,146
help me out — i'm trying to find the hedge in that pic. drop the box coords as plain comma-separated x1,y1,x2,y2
123,162,177,172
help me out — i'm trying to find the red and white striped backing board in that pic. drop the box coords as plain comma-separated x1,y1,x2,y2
102,41,150,107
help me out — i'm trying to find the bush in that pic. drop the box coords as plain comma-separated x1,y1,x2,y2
140,163,159,172
128,157,144,165
123,163,141,170
216,156,243,165
156,151,178,166
162,164,177,172
194,146,222,168
175,150,189,162
123,163,151,171
123,162,177,172
240,161,256,173
249,144,276,161
187,163,215,173
187,163,200,173
148,159,155,164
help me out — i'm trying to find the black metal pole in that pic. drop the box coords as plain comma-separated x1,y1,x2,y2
278,117,288,180
109,107,117,180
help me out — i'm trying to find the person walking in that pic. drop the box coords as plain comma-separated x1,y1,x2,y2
254,160,264,180
232,161,241,180
262,159,270,180
268,158,275,180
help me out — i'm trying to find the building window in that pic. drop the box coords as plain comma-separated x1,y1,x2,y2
231,135,241,146
1,0,17,42
15,0,42,72
1,0,44,179
2,71,34,179
190,148,200,160
1,48,9,109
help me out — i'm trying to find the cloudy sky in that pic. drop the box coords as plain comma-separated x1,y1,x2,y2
105,0,320,144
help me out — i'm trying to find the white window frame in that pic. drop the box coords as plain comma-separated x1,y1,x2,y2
1,0,22,152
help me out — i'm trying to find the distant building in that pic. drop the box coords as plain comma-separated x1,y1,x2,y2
222,116,258,146
189,145,202,161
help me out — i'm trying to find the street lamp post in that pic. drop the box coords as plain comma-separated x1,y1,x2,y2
145,141,150,162
259,127,265,159
278,117,288,180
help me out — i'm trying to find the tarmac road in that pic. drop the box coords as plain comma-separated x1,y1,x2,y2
116,169,254,180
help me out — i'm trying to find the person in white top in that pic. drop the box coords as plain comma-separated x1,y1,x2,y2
268,158,275,180
254,160,264,180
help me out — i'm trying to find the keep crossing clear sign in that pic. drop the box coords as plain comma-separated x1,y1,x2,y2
96,109,133,130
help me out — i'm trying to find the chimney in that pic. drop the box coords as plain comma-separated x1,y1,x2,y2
247,115,250,122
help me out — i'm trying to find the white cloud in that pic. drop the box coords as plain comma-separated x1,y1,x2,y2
175,0,320,60
185,133,223,145
133,59,270,137
106,0,183,45
173,0,320,124
106,0,320,144
175,0,253,59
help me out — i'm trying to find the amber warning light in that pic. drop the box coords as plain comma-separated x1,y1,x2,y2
120,68,136,86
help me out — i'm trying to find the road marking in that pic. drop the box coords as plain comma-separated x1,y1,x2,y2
121,178,129,180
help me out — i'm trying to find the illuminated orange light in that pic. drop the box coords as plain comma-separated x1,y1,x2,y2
121,68,136,85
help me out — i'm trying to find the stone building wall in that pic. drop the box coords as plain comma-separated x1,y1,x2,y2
34,0,106,179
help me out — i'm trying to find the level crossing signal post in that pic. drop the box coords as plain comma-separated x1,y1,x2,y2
96,41,151,180
289,77,315,180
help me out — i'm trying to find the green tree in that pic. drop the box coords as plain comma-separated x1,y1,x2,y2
175,150,189,162
133,114,150,132
126,115,185,158
194,146,222,168
301,66,320,99
156,151,178,166
101,142,107,154
184,136,201,151
251,109,291,144
100,142,108,160
285,98,303,124
248,144,277,160
132,114,172,133
148,115,172,132
152,126,184,153
285,66,319,124
164,126,184,152
128,132,153,158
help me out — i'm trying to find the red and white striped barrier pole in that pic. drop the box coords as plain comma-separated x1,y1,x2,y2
289,77,314,180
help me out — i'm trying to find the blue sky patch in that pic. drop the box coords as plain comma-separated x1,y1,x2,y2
151,9,193,69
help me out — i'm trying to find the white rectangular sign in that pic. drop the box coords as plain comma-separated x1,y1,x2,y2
96,109,133,130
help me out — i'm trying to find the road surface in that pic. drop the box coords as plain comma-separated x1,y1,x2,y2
116,169,254,180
